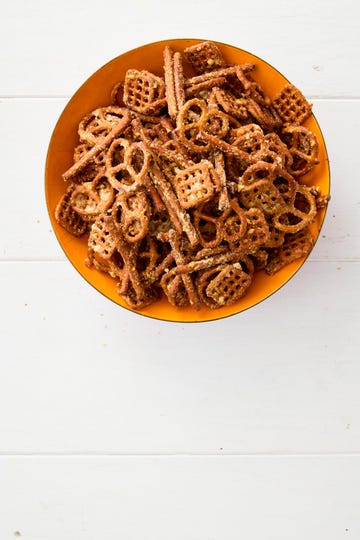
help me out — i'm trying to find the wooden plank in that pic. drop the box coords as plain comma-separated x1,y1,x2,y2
0,98,359,261
1,260,359,454
0,455,359,540
1,0,359,97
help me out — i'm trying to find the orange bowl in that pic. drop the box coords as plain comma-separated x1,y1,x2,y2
45,39,330,322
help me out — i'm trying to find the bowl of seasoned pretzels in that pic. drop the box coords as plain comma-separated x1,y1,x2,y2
45,39,330,322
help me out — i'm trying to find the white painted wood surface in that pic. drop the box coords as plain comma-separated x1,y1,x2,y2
1,0,359,538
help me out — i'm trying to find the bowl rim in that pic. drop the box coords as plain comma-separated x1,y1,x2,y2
45,38,331,323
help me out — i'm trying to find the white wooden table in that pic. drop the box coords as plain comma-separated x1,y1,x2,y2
1,1,359,538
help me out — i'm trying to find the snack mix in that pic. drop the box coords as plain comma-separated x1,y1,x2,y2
55,41,329,311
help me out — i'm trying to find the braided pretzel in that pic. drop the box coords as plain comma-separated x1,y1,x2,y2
71,172,115,220
106,138,150,193
230,123,264,155
239,160,278,187
272,185,317,234
193,198,228,248
272,168,297,206
258,132,293,169
62,109,131,182
78,106,129,145
221,199,248,244
281,125,319,176
113,190,150,244
176,98,212,153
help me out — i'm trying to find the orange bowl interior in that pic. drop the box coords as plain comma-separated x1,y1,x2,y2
45,38,330,323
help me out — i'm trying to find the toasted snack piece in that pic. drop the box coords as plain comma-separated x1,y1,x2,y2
163,46,186,119
281,124,319,176
123,69,166,115
272,83,312,125
221,199,248,244
211,87,249,121
272,184,317,234
259,132,293,169
232,207,270,252
245,99,282,132
78,106,128,145
264,224,285,249
167,229,201,310
62,108,131,182
184,41,227,74
231,123,264,156
110,82,125,106
88,213,118,260
172,160,220,209
213,150,230,211
176,97,212,154
116,233,158,310
265,228,314,275
71,172,115,220
113,190,151,244
192,196,246,249
55,184,88,236
272,168,297,206
239,160,277,187
193,199,227,248
105,138,150,193
196,257,254,308
148,161,199,245
239,179,286,216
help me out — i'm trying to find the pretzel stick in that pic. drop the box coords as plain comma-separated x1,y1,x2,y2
149,162,199,246
184,64,254,87
116,232,153,307
62,110,131,181
144,252,175,284
173,51,185,112
168,229,201,310
174,251,252,275
163,46,178,119
213,150,230,211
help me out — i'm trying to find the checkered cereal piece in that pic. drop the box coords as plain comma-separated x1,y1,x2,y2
184,41,227,74
272,84,312,125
